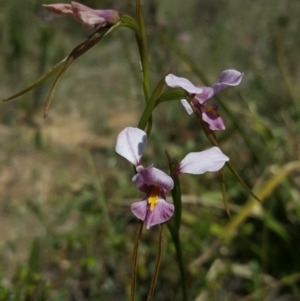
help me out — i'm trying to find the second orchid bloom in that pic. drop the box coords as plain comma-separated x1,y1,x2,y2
115,127,229,229
165,70,243,130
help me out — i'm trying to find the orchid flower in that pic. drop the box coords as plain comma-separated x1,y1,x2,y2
115,127,229,229
165,70,243,130
43,2,120,29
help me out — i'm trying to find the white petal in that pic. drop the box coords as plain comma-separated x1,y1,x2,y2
178,147,229,174
115,127,147,166
180,99,194,115
165,74,203,94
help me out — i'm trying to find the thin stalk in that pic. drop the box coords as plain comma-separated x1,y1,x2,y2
275,43,300,120
190,101,262,204
146,224,165,301
167,224,187,301
219,169,231,218
135,0,150,102
131,221,144,301
134,0,153,136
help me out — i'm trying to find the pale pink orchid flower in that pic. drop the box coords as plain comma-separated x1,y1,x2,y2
165,70,243,130
115,127,229,229
43,2,120,29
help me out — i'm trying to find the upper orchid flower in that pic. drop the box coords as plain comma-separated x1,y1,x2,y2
43,2,120,29
115,127,229,229
165,70,243,130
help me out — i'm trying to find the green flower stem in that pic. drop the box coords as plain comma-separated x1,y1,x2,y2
167,224,187,301
219,168,231,218
135,0,150,103
167,173,187,301
146,224,165,301
131,221,144,301
134,0,152,136
138,73,167,131
170,175,182,233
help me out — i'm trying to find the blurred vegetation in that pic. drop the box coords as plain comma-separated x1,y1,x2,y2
0,0,300,300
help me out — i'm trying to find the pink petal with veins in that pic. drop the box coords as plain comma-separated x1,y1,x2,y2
131,198,174,229
133,165,174,192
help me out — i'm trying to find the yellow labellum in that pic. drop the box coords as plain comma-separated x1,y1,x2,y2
148,186,159,211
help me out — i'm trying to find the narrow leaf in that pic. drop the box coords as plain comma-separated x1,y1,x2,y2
120,14,140,37
1,59,66,103
220,161,300,239
138,72,169,130
156,88,187,105
219,168,231,218
44,22,122,117
226,161,262,203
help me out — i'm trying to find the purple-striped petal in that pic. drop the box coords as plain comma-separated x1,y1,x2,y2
131,199,148,221
201,105,225,130
131,198,174,229
115,127,147,166
165,74,203,94
212,69,243,95
194,86,214,104
177,147,229,175
133,165,174,193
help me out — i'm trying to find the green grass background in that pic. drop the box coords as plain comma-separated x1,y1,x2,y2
0,0,300,300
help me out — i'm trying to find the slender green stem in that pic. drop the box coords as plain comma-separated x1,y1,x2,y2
138,72,167,131
134,0,153,138
174,235,187,301
131,221,144,301
218,169,231,218
166,156,187,300
167,224,187,301
275,42,300,120
146,224,165,301
135,0,150,102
